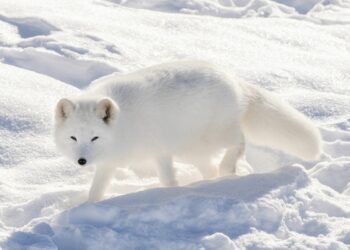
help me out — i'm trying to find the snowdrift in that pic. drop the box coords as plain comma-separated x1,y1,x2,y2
5,166,350,249
111,0,350,24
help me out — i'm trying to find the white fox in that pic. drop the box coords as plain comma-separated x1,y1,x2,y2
54,61,322,202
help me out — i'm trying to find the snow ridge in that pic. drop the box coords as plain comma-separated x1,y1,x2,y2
110,0,350,24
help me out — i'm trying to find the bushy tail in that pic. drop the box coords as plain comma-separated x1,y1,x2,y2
241,84,322,161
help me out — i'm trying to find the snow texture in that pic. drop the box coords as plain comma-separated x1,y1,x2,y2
110,0,350,24
0,0,349,249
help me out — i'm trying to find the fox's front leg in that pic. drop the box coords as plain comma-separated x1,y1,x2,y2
156,156,178,187
88,164,115,202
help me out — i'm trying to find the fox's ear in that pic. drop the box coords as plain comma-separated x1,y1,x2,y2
55,98,75,122
96,98,119,124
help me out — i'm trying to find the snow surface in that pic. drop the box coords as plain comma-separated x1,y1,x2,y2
0,0,349,249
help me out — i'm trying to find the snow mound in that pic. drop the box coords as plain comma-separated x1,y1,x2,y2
109,0,295,18
5,166,350,249
311,160,350,193
110,0,350,23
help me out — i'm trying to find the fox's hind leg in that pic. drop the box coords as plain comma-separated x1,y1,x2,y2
219,134,245,176
156,156,178,187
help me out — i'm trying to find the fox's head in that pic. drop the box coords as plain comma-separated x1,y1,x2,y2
54,97,119,166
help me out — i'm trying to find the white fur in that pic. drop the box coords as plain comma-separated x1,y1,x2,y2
54,61,322,202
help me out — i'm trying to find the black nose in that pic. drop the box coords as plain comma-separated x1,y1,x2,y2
78,158,87,165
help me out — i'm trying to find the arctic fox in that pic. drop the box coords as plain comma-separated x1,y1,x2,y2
54,61,322,202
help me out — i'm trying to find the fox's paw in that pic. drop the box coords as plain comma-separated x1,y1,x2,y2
88,192,104,203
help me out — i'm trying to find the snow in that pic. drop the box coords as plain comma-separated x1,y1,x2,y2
0,48,116,87
111,0,350,23
0,15,59,38
0,0,349,249
5,166,350,249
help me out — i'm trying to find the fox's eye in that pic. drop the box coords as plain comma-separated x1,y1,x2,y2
70,136,77,141
91,136,99,142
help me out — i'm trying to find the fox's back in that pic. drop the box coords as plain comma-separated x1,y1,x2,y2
89,61,241,111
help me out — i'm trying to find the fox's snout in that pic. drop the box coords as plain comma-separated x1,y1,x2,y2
78,158,87,166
